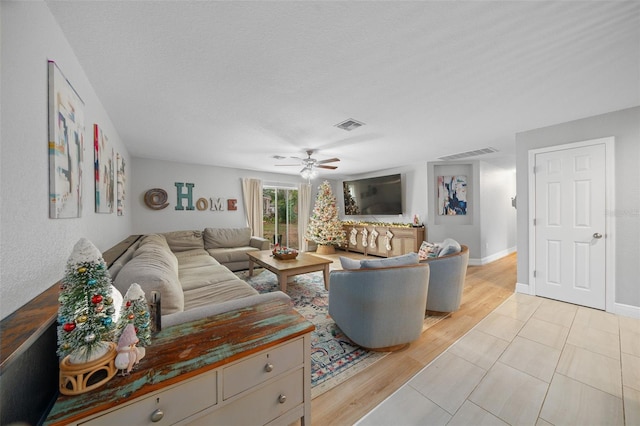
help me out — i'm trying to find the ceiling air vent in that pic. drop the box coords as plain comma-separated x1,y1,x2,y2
438,147,498,161
335,118,365,131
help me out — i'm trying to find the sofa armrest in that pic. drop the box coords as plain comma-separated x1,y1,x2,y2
250,236,270,250
161,291,290,328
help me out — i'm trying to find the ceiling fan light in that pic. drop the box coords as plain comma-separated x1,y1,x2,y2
300,166,318,180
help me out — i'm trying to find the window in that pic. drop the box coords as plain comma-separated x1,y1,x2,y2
263,185,299,249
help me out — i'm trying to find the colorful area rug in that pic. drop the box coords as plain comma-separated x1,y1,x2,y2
235,270,447,398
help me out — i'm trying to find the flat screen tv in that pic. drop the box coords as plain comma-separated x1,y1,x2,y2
343,174,403,215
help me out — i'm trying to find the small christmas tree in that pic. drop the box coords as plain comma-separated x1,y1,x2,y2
115,283,152,347
57,238,117,362
305,181,346,248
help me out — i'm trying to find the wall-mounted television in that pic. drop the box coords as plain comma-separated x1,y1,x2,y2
343,173,403,215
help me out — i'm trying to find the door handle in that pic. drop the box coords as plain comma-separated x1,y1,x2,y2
593,233,603,239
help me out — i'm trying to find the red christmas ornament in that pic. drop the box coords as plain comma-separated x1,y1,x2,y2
63,322,76,332
128,313,135,320
126,301,132,307
91,294,103,304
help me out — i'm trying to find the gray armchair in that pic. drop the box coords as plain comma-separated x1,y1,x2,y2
328,263,430,351
420,245,469,312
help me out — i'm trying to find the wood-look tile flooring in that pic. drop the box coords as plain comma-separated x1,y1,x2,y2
358,294,640,425
310,251,640,425
310,250,517,425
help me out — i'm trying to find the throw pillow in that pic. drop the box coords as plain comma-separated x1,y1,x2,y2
418,241,441,260
339,256,361,270
438,238,462,257
360,252,419,269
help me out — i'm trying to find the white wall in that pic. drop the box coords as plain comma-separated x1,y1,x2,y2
515,106,640,309
132,157,322,234
479,162,517,260
0,2,132,319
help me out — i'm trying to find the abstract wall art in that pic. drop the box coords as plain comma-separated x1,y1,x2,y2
94,124,114,213
438,175,468,215
116,153,126,216
48,61,85,219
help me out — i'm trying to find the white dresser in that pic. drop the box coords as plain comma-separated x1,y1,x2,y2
45,299,314,426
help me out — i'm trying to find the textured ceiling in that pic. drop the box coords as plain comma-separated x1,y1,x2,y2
46,1,640,178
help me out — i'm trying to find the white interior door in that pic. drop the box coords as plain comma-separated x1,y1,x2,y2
533,143,607,309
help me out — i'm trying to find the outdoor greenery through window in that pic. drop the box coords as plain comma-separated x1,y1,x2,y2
263,186,299,249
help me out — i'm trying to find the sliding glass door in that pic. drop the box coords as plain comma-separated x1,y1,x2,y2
263,186,299,249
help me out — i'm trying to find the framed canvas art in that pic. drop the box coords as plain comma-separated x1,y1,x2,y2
116,153,126,216
94,124,114,213
48,61,85,219
438,175,467,215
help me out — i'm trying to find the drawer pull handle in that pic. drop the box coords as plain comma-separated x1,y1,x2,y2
150,409,164,422
278,394,287,404
264,363,274,372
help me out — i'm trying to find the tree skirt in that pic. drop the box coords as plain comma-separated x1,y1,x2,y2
236,270,448,398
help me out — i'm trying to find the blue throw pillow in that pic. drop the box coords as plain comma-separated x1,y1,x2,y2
438,238,462,257
360,252,419,269
339,256,361,270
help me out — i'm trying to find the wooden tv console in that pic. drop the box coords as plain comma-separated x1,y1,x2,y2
45,298,314,425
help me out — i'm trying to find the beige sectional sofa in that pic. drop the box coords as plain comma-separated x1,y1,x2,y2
109,228,288,327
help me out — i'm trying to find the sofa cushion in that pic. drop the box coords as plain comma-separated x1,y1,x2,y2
108,240,139,280
438,238,462,257
183,277,259,311
137,233,170,250
176,251,220,269
207,246,259,264
180,264,243,292
339,256,361,270
114,239,184,315
360,252,420,269
204,227,251,249
163,230,205,252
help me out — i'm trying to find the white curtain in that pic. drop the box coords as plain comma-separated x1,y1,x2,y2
298,182,312,252
241,178,263,237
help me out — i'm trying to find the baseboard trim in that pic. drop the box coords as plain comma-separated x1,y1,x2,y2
515,282,532,295
613,302,640,319
468,246,517,266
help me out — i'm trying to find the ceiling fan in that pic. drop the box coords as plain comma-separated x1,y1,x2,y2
275,150,340,178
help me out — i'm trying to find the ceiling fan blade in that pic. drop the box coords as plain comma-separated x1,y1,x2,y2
289,156,305,161
317,165,338,170
317,158,340,164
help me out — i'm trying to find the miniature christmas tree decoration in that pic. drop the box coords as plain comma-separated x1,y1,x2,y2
57,238,118,395
115,283,152,347
305,181,346,254
57,238,117,362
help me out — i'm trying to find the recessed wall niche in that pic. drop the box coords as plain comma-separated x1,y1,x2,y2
433,163,473,226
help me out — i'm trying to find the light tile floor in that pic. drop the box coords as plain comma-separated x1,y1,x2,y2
357,294,640,426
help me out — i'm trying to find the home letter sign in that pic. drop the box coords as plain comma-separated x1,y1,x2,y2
175,182,195,211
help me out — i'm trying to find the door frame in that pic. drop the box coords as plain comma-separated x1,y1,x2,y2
527,137,616,312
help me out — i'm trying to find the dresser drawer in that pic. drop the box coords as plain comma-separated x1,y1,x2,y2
190,368,303,426
223,337,303,399
80,370,217,425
